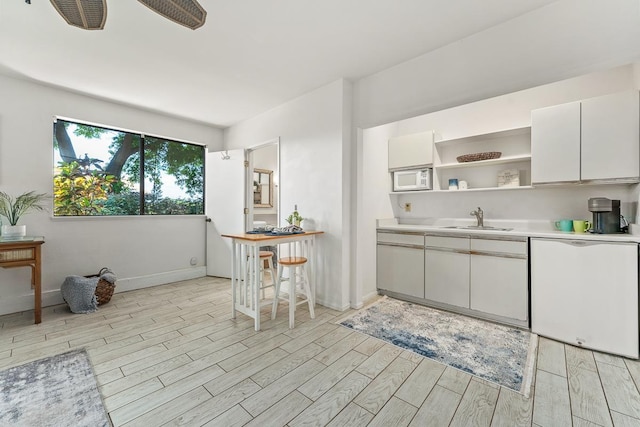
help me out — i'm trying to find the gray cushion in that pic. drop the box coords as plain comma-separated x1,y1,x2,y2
61,276,99,314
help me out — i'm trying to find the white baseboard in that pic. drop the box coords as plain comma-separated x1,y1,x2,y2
316,297,350,312
115,267,206,293
0,268,357,318
0,267,207,317
351,291,378,310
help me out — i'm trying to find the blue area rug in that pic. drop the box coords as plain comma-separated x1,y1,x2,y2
0,349,110,426
340,297,537,396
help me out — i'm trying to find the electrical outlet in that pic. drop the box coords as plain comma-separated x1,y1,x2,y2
404,203,411,212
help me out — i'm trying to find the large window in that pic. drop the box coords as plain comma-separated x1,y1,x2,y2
53,119,204,216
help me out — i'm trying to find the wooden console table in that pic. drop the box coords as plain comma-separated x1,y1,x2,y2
0,237,44,324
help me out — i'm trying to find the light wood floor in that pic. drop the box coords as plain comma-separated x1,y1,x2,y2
2,277,640,426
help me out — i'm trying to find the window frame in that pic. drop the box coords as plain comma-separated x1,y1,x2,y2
52,116,206,218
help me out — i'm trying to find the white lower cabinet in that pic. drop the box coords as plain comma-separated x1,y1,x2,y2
424,236,470,308
377,231,529,327
531,238,639,358
470,255,528,321
376,232,424,299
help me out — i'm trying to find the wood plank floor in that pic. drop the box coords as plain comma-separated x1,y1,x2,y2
2,276,640,426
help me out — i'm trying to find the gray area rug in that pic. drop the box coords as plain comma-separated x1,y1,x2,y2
340,297,537,396
0,349,110,426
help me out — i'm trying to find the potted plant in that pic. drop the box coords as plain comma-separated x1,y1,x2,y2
286,205,304,227
0,191,48,238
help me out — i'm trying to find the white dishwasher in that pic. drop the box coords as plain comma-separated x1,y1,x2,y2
531,238,639,359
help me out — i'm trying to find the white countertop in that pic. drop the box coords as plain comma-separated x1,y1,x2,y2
377,218,640,243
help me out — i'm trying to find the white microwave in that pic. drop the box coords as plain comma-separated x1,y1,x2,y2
392,168,432,191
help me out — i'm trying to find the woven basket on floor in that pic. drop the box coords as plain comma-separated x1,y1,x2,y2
86,267,116,305
456,151,502,163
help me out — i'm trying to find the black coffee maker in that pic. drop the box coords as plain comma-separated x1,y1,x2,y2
588,197,621,234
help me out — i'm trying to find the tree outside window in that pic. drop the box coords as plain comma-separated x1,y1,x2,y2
53,119,204,216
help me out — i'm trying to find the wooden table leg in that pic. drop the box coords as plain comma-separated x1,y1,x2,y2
0,240,44,324
34,253,42,324
34,244,42,324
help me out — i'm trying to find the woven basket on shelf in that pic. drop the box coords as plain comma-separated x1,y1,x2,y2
456,151,502,163
86,267,116,305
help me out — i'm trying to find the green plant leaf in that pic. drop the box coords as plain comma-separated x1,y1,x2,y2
0,191,49,225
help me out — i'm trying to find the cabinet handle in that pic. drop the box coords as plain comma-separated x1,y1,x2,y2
425,246,470,255
377,230,424,236
470,250,527,259
377,242,424,250
564,240,613,247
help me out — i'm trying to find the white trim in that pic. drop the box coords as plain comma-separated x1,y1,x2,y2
53,115,206,147
50,214,207,222
316,296,350,312
351,290,379,309
245,137,281,228
0,267,207,317
115,267,207,292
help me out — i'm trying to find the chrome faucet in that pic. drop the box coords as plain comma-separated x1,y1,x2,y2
470,207,484,227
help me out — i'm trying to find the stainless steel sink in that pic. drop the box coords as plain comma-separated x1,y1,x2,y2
441,225,513,231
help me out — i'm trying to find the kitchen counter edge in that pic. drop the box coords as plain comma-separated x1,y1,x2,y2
377,224,640,243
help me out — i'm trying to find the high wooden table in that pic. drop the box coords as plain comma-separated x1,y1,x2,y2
0,237,45,324
222,231,323,331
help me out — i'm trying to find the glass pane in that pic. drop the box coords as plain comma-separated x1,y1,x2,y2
397,173,416,186
53,120,141,216
143,136,204,215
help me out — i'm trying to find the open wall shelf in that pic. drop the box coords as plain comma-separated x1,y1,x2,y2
432,126,532,191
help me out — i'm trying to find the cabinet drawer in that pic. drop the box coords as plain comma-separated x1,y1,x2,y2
0,248,35,262
471,238,527,256
377,232,424,246
425,236,469,251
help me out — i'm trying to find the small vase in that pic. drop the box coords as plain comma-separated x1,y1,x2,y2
1,225,26,238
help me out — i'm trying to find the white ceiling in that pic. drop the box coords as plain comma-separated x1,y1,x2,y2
0,0,558,127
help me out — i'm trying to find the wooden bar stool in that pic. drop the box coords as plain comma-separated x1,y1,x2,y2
247,250,276,299
271,256,315,328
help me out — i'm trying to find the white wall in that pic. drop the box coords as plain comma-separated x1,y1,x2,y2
353,0,640,129
356,65,640,305
0,74,223,316
224,79,352,310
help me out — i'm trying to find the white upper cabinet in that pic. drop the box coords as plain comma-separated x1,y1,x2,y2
388,131,433,170
531,90,640,185
531,101,581,184
581,91,640,181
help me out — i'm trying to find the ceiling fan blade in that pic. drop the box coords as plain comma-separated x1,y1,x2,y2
50,0,107,30
137,0,207,30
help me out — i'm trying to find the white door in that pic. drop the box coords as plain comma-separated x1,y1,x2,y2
531,101,581,184
581,90,640,181
470,255,528,321
376,244,425,299
206,149,246,278
424,236,470,308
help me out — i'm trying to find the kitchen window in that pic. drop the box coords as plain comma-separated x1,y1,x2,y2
53,118,204,216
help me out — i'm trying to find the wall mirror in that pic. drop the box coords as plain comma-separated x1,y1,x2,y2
253,168,273,207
